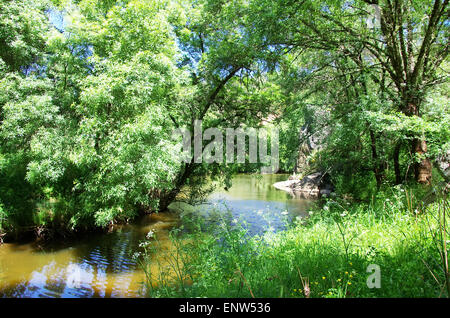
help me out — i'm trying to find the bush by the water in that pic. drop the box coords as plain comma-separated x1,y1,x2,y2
139,186,449,298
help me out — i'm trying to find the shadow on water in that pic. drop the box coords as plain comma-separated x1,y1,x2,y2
0,212,180,298
0,174,313,298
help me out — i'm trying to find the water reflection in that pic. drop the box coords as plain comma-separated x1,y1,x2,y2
205,174,312,236
0,212,179,298
0,174,311,298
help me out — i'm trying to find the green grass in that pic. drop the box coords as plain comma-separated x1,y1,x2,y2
139,186,449,298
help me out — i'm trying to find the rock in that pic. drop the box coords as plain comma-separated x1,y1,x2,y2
435,150,450,181
293,108,330,174
273,180,299,192
319,189,332,197
167,201,196,214
274,171,334,199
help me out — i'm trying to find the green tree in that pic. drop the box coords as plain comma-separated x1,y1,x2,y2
251,0,449,187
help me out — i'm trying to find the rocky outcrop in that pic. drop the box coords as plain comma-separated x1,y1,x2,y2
293,108,330,174
167,201,196,214
435,150,450,182
274,172,333,199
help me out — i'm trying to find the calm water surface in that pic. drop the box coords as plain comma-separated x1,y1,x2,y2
0,174,312,298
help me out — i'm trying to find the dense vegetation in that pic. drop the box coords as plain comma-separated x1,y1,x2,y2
0,0,448,298
141,188,449,297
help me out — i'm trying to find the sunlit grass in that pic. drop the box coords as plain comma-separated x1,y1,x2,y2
140,186,449,298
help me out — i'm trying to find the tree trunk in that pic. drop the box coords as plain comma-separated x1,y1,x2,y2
158,161,195,211
413,138,432,185
159,188,180,211
405,100,432,185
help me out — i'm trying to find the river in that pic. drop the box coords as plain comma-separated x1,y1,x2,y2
0,174,312,298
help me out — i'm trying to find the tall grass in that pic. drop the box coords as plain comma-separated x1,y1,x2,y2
139,186,449,298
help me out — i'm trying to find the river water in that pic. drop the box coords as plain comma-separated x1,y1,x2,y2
0,174,312,298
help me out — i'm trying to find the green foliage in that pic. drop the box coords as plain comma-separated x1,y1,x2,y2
0,0,448,303
0,0,48,72
0,0,448,237
0,0,187,232
251,0,449,191
141,187,449,298
0,0,278,234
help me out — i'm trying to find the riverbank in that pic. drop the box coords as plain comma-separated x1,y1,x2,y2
0,174,297,245
141,185,449,298
0,174,310,297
